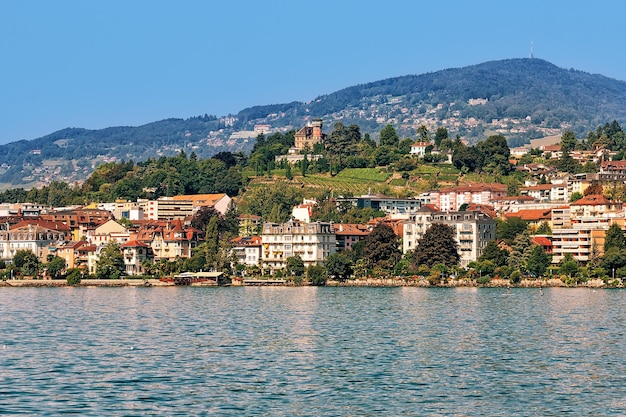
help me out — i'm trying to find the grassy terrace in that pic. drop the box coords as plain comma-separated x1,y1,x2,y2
242,164,504,198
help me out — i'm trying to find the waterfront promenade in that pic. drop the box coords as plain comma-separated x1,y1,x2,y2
0,277,616,288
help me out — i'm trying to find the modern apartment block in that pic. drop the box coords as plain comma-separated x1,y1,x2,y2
403,208,496,267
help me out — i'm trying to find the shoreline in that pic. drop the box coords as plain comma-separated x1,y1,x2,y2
1,277,620,288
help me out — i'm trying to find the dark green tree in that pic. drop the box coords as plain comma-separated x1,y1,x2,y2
560,130,578,152
362,223,401,268
325,252,353,281
379,124,399,147
604,223,626,252
497,217,528,241
508,231,533,273
12,249,40,277
307,264,327,286
478,240,509,267
95,241,125,279
286,255,305,278
65,268,82,285
285,163,293,180
412,223,460,269
434,127,449,148
46,256,66,280
526,245,551,278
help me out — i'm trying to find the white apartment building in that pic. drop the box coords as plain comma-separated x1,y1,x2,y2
403,209,496,267
551,194,624,263
261,220,336,272
434,183,507,212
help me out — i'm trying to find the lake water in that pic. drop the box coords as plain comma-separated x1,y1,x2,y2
1,287,625,416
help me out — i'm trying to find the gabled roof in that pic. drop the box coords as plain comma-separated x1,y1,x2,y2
10,219,71,232
333,223,372,236
121,240,152,248
570,194,615,206
504,209,552,221
231,236,262,246
532,236,552,247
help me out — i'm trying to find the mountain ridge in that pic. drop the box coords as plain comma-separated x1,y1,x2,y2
1,58,625,189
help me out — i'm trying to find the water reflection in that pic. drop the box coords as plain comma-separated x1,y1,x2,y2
0,287,624,415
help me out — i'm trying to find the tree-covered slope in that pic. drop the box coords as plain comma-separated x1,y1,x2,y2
2,58,625,188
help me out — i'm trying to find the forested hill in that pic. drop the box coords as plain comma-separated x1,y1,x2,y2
239,58,626,140
2,58,626,189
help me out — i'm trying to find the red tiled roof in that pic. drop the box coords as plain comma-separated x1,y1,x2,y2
438,183,507,193
520,184,553,191
490,195,537,202
532,236,552,247
10,219,71,232
504,209,552,221
231,236,262,246
333,223,372,236
121,240,151,248
570,194,615,206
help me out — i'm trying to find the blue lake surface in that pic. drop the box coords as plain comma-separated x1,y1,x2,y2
1,287,625,416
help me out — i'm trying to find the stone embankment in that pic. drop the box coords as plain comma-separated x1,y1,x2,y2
0,279,171,287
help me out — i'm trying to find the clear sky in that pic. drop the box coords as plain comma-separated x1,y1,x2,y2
1,0,625,144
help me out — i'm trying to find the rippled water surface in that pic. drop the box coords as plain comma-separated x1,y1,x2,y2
1,287,625,416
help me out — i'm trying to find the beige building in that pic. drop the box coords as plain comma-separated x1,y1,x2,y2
121,240,154,275
403,208,495,267
294,118,325,151
551,194,624,264
261,220,335,272
0,220,71,262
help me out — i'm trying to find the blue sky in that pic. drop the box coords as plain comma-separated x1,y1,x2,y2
1,0,625,144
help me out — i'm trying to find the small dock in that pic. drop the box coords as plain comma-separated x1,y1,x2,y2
171,272,226,286
242,279,286,286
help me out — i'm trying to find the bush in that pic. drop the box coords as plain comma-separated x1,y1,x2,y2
477,276,491,285
510,270,522,284
66,268,82,286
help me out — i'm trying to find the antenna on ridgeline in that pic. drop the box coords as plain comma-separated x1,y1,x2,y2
530,40,534,59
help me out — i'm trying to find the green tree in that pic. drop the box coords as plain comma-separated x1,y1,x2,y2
12,249,40,277
478,240,509,267
535,222,552,235
325,252,353,282
66,268,82,285
46,256,66,280
285,163,293,180
526,245,551,278
508,231,533,273
560,254,579,278
95,241,126,279
569,191,583,202
560,130,578,152
412,223,460,269
604,223,626,252
307,264,327,286
286,255,305,278
362,223,401,268
379,124,399,147
497,217,528,241
434,127,449,148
